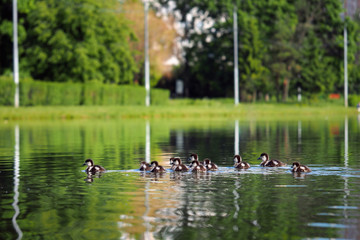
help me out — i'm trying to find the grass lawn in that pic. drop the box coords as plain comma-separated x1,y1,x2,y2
0,100,357,120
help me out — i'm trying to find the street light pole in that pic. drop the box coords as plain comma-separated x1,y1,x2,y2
344,24,348,108
144,0,150,107
13,0,19,108
342,0,348,108
233,5,239,106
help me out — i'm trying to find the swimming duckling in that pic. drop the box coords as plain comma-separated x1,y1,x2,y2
172,158,189,172
83,159,106,174
170,157,180,170
233,155,250,169
169,157,176,166
189,160,207,172
187,153,198,163
258,153,286,167
139,161,152,171
150,161,166,173
292,162,311,173
203,158,218,171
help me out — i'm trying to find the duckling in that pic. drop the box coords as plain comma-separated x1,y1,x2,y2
292,162,311,173
189,160,207,172
169,157,176,166
203,158,218,171
187,153,198,163
139,161,152,171
258,153,286,167
169,157,180,170
83,159,106,174
172,158,189,172
150,161,166,173
233,155,250,169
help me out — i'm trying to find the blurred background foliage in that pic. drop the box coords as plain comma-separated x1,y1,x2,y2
1,0,360,103
157,0,360,101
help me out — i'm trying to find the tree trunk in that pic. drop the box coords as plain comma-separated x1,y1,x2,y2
252,90,257,102
282,78,290,102
275,75,280,102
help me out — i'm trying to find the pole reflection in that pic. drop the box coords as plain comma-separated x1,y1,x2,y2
12,125,22,239
233,179,240,232
344,116,348,168
343,116,349,220
143,181,152,239
143,120,153,239
233,120,240,232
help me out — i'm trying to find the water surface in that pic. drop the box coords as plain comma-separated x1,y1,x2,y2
1,117,360,239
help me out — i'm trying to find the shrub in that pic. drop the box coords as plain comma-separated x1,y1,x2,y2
151,88,169,105
0,76,169,106
349,95,360,107
0,76,14,105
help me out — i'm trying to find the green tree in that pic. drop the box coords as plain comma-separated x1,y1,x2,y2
157,0,358,100
292,0,344,98
22,0,137,84
349,12,360,94
0,0,34,75
298,30,334,96
237,0,269,101
157,0,233,97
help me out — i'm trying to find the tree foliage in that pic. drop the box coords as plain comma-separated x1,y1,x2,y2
122,0,178,87
0,0,138,84
159,0,360,101
2,0,360,100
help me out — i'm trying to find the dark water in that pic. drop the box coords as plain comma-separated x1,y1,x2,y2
1,117,360,239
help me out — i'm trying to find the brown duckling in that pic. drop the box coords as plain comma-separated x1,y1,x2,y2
170,157,180,170
187,153,198,162
139,161,152,171
169,157,176,166
233,155,250,169
83,159,106,174
150,161,166,173
172,158,189,172
292,162,311,173
203,158,218,171
189,160,207,172
258,153,286,167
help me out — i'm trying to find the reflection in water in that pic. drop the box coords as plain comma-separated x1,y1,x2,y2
343,116,349,220
143,181,153,240
12,125,22,240
344,116,348,168
84,174,94,183
142,121,153,238
1,118,360,239
232,178,240,232
176,130,184,150
292,172,307,179
83,172,105,183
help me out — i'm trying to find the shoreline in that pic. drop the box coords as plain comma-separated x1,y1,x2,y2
0,103,357,121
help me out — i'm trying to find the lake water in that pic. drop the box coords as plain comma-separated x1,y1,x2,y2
1,116,360,239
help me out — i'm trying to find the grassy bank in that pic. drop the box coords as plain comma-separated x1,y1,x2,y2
0,101,357,121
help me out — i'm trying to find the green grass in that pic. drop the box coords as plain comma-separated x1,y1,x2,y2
0,99,357,121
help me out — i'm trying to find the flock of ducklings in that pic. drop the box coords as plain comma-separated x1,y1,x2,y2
83,152,311,174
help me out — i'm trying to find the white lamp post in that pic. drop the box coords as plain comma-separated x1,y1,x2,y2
233,5,239,105
144,0,150,107
13,0,19,108
341,2,348,108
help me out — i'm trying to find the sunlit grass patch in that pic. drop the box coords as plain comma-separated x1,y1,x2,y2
0,100,356,121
